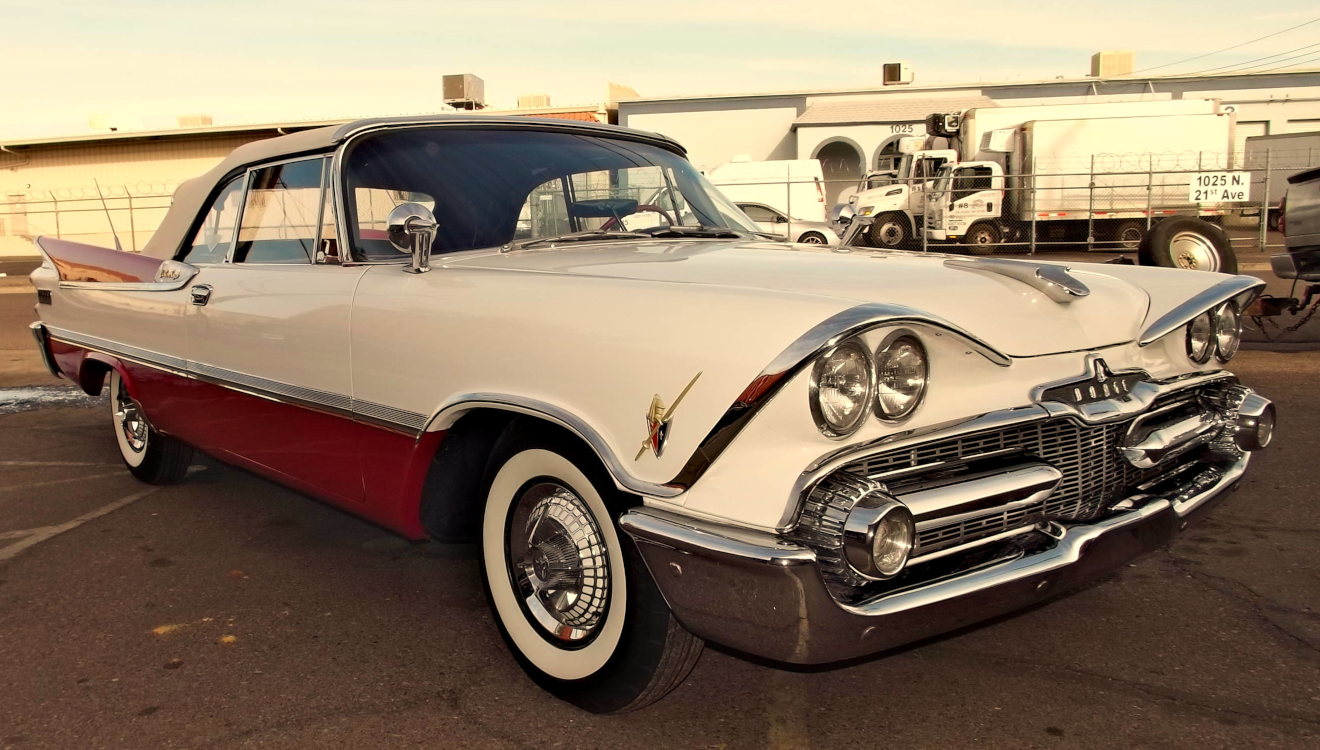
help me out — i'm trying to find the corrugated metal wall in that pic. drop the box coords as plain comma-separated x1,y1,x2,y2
0,133,270,255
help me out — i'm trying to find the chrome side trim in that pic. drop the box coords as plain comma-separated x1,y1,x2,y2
665,302,1013,492
1032,357,1235,423
29,322,62,379
620,507,816,566
943,258,1090,303
1138,276,1265,347
425,393,683,499
45,327,428,436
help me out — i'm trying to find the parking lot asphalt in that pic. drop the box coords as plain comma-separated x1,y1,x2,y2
1,256,1318,749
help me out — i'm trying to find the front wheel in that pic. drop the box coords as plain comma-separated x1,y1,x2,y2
797,231,828,245
963,222,1001,255
110,370,194,484
867,212,911,248
480,427,703,713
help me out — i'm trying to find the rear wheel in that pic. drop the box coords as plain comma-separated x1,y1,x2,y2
110,370,193,484
1113,220,1146,250
1138,216,1238,274
867,212,910,249
797,231,827,245
480,426,702,713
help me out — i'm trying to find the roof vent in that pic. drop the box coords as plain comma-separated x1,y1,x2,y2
1090,51,1135,78
882,62,913,86
443,74,486,110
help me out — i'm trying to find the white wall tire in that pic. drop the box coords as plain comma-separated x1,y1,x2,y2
479,425,703,713
109,369,194,484
483,448,627,681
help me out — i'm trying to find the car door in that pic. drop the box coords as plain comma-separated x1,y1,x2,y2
180,156,368,503
739,203,787,237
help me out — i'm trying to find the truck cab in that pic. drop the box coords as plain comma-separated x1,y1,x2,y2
845,137,958,247
926,162,1006,244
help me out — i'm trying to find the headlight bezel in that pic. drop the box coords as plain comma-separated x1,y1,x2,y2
873,329,929,422
842,496,915,580
808,339,875,439
1185,311,1215,364
1213,301,1242,362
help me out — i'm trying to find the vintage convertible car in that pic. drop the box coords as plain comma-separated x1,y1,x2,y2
29,116,1275,713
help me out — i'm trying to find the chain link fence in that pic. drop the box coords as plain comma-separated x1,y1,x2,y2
712,148,1320,259
0,182,179,255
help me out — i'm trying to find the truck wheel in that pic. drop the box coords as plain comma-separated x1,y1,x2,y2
480,426,703,713
1267,209,1280,232
110,370,194,485
964,223,1001,255
868,213,910,248
1138,216,1238,274
1114,220,1146,250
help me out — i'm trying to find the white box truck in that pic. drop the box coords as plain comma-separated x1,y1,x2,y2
706,157,830,224
845,99,1235,251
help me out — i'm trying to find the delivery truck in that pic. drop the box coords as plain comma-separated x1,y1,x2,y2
706,157,830,224
1244,132,1320,230
845,99,1236,253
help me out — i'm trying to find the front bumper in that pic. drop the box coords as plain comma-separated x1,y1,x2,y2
621,453,1248,665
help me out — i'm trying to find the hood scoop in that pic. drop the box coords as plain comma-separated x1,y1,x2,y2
943,258,1090,304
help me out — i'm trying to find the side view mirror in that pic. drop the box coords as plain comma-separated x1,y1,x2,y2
387,202,438,274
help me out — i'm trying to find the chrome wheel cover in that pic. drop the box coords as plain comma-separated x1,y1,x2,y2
113,379,148,454
799,233,825,245
1169,230,1221,272
971,229,994,245
507,482,610,644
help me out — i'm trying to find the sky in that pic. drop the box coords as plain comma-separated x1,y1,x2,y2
1,0,1319,140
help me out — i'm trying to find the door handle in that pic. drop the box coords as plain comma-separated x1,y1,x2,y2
189,284,213,306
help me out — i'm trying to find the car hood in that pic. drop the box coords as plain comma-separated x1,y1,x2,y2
444,240,1153,357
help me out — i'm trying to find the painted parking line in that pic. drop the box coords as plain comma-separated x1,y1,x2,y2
0,487,160,563
0,472,126,492
0,460,117,468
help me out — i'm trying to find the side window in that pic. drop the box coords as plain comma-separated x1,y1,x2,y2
181,177,244,264
317,166,341,263
514,179,570,241
233,159,325,264
741,204,777,223
951,166,995,203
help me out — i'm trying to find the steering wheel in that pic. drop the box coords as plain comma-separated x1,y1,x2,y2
601,204,675,231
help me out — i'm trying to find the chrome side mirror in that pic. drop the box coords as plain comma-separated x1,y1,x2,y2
387,202,438,274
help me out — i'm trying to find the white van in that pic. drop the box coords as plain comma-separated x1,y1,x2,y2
707,157,829,224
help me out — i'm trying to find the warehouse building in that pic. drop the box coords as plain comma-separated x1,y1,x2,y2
618,66,1320,193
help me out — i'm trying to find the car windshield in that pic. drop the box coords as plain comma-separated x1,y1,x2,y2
342,127,759,259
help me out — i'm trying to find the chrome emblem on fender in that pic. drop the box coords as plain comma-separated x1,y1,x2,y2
636,372,702,461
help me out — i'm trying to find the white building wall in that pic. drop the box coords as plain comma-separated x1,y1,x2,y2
622,106,801,172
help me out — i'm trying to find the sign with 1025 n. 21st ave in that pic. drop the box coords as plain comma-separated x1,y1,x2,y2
1189,172,1249,202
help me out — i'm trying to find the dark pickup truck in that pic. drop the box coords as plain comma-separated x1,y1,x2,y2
1273,166,1320,281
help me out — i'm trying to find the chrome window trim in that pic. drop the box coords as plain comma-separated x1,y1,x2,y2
226,155,325,266
1138,276,1265,347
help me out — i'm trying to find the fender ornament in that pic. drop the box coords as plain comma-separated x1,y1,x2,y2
943,257,1089,304
636,372,702,461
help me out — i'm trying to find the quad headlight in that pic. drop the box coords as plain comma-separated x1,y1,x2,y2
1214,302,1241,362
874,332,928,421
809,341,874,438
1185,311,1214,364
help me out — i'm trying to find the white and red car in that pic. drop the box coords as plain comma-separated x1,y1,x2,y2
31,116,1274,712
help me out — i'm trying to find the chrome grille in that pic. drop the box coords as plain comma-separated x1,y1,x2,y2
845,418,1159,556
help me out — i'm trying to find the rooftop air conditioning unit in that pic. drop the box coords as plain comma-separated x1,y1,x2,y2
882,62,913,86
443,74,486,110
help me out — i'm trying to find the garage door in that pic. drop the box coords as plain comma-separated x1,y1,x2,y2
1286,119,1320,134
1235,121,1267,164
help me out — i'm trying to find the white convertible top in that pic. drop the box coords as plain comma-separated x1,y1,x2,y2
141,115,684,260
